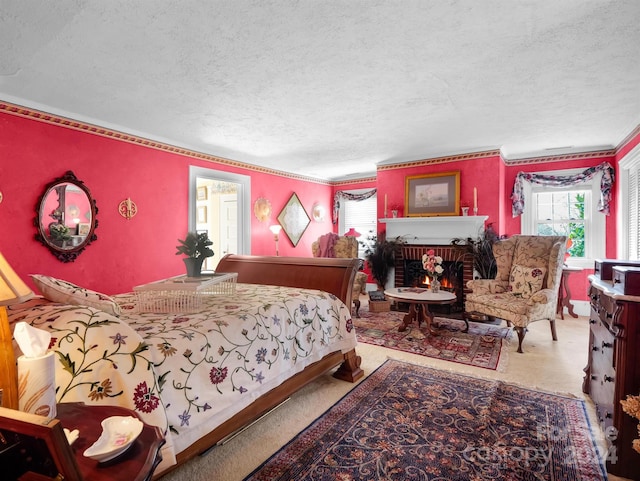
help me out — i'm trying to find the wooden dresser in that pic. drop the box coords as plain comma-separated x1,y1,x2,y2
584,274,640,480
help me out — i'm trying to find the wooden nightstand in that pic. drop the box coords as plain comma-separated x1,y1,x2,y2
57,403,164,481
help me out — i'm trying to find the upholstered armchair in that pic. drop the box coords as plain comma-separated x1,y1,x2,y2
312,233,368,317
465,235,566,353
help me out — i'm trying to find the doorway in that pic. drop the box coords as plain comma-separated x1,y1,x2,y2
189,166,251,270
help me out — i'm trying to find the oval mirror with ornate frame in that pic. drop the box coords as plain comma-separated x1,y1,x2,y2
35,171,99,262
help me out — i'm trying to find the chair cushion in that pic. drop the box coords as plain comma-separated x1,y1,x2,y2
509,265,546,299
466,292,531,316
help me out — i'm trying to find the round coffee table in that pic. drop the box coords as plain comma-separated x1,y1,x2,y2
384,287,458,335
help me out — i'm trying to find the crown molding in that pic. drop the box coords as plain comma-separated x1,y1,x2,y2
0,101,332,186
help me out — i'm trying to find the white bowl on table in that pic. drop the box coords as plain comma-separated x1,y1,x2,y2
83,416,144,462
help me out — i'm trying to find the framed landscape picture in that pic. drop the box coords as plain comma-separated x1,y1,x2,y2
405,171,460,217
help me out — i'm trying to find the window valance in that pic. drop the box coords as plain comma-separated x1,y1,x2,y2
511,162,615,217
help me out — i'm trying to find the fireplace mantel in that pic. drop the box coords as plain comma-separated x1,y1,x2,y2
380,216,488,245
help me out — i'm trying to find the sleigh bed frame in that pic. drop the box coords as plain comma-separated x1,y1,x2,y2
162,254,364,475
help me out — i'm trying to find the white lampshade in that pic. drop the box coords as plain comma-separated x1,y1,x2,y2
0,252,33,305
0,252,32,409
269,225,282,235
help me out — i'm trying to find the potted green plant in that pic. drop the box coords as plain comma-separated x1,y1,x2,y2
451,223,503,279
50,223,71,242
360,231,405,290
176,232,214,277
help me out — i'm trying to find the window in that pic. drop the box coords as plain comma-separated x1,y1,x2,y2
534,190,586,257
619,144,640,260
339,190,377,257
520,168,605,268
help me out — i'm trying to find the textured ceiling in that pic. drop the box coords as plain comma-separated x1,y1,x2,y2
2,1,639,181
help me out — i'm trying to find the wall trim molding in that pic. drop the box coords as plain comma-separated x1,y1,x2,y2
0,101,332,186
501,149,616,166
377,150,501,172
3,100,638,184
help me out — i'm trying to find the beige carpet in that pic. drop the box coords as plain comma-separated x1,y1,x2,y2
158,306,624,481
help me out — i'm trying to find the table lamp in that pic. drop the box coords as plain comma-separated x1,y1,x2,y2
0,252,34,409
269,225,282,256
344,228,361,237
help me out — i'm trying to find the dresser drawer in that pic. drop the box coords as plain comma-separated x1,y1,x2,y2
590,292,616,325
589,317,614,352
587,329,616,429
612,265,640,296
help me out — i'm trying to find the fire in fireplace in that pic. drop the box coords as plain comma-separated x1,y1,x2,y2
404,259,463,291
394,244,473,315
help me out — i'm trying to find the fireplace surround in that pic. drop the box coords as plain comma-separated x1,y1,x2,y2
396,244,472,311
380,216,488,312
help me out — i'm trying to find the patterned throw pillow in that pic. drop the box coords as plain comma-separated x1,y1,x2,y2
31,274,121,317
509,265,546,299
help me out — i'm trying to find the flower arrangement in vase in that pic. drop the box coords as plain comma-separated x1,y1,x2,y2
620,393,640,454
422,249,444,292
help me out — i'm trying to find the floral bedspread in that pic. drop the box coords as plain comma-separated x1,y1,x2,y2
9,283,356,467
8,297,176,467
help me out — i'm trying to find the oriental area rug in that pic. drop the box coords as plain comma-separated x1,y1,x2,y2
353,306,511,370
244,360,607,481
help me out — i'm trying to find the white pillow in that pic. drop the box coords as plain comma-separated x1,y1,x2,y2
509,265,546,299
31,274,121,317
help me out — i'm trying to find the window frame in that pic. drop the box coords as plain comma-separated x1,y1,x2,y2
520,167,605,269
618,143,640,260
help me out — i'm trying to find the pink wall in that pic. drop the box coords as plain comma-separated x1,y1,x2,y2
373,151,623,302
2,104,637,303
0,109,333,295
376,153,504,234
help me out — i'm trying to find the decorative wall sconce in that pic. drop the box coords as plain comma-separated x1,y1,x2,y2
0,191,3,204
254,197,272,223
311,203,326,222
118,198,138,220
269,224,282,256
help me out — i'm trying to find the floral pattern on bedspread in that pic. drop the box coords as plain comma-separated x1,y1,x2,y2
7,297,169,431
113,282,356,454
8,283,356,459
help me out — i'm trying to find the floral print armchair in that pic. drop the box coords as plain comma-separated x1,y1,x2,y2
465,235,566,353
312,234,368,317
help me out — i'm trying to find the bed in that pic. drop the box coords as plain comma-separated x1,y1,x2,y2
8,255,363,478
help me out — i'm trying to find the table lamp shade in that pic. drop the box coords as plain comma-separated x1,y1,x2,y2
0,252,34,305
0,252,33,409
345,228,361,237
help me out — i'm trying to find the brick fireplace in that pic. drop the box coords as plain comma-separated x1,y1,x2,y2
394,244,473,310
381,215,488,312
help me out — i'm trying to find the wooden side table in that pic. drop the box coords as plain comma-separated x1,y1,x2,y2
556,266,582,319
57,403,165,481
